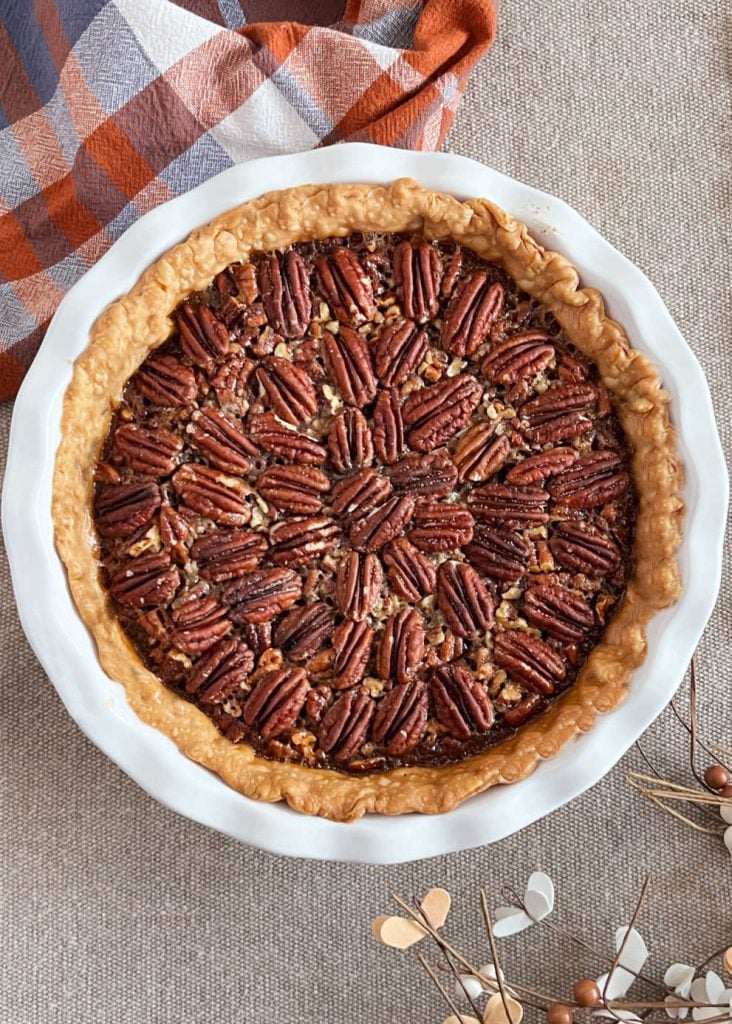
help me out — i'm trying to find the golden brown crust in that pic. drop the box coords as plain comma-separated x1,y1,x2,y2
53,179,683,821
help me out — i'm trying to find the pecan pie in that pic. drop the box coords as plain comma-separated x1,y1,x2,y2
54,180,682,820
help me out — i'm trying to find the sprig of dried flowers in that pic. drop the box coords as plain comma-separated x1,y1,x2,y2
372,874,732,1024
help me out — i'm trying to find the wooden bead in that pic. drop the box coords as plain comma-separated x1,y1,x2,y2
547,1002,574,1024
573,980,602,1008
704,764,731,791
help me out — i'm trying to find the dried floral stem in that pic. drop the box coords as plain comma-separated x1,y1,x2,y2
417,951,471,1024
626,774,722,834
480,889,514,1023
600,876,650,1022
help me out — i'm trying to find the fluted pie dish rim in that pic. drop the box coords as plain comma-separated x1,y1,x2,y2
51,176,683,822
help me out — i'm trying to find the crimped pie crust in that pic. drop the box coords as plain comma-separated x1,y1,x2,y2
53,179,683,821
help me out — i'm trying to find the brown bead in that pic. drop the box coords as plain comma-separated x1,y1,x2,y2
572,980,601,1008
704,764,731,791
546,1003,574,1024
720,783,732,799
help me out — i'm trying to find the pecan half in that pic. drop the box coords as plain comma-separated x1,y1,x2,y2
505,447,578,486
273,602,335,661
184,637,254,702
333,619,373,689
135,353,197,407
402,373,483,452
441,273,504,356
463,525,531,583
393,239,442,323
171,464,251,525
326,408,374,473
95,481,161,538
256,356,318,425
549,520,622,573
376,609,425,685
372,319,429,387
452,421,510,482
468,483,549,527
382,538,437,602
408,501,474,553
170,596,232,653
431,664,494,739
437,561,494,637
257,250,311,338
249,412,327,465
211,350,256,406
320,688,375,761
520,384,597,444
372,388,404,465
191,528,268,582
321,327,377,407
315,247,375,326
240,622,272,657
523,584,595,641
389,450,458,498
269,516,340,568
493,631,566,696
187,407,258,473
114,424,183,476
215,261,258,304
335,551,383,620
349,494,415,552
481,331,555,384
331,468,392,528
223,567,302,624
177,301,230,367
441,249,463,299
503,693,542,727
257,464,331,514
107,551,180,608
243,667,309,739
371,679,428,757
549,451,630,508
160,503,190,561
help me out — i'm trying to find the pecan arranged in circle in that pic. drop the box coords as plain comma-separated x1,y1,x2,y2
402,373,483,452
376,609,425,685
372,318,429,387
468,483,549,527
257,250,311,338
331,468,391,529
441,273,503,356
256,356,318,425
171,463,251,525
348,494,415,552
520,383,597,444
431,664,494,739
315,247,375,326
187,407,258,473
170,595,232,653
549,520,622,573
382,538,437,602
549,451,630,508
211,350,255,406
136,353,197,407
249,412,327,464
257,464,331,514
177,301,230,367
269,516,340,568
107,551,180,608
320,688,375,762
372,388,404,465
95,481,162,538
184,637,254,703
335,551,383,620
493,631,566,696
333,619,373,689
389,450,458,498
505,447,578,486
452,420,510,482
326,408,374,473
243,667,310,739
191,528,268,582
523,584,594,642
322,327,377,407
371,679,428,757
463,525,531,583
481,331,555,385
274,602,335,661
437,561,494,638
393,239,442,323
114,424,183,476
408,501,474,553
223,567,302,624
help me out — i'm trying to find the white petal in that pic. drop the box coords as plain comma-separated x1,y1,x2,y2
720,802,732,825
594,1010,643,1022
665,964,695,994
665,994,690,1019
598,928,649,999
724,824,732,854
455,974,485,1002
523,888,552,923
525,871,555,914
705,972,724,1003
690,978,708,1004
492,907,534,937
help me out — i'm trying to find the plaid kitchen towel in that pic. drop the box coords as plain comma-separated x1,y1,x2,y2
0,0,496,399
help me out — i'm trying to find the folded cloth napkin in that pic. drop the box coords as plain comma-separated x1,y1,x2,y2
0,0,496,399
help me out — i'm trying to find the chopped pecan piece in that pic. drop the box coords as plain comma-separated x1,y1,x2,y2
187,406,258,473
321,327,377,407
376,609,425,685
256,356,318,425
481,331,555,384
95,481,161,538
107,551,180,608
503,692,542,728
171,463,251,525
408,501,474,553
215,261,258,304
402,373,483,452
135,353,197,407
184,637,254,703
523,584,594,641
372,388,404,465
393,239,443,323
114,424,183,476
170,596,232,653
452,421,510,482
191,528,268,581
333,619,373,689
160,504,190,561
372,319,429,387
269,516,340,568
549,520,622,573
335,551,383,620
243,667,310,739
331,468,392,528
249,412,327,464
223,567,302,624
315,247,375,326
493,631,566,696
177,301,230,367
320,688,375,762
257,250,311,338
273,602,335,661
382,538,437,602
549,451,630,508
389,450,458,498
463,525,531,583
520,384,597,444
505,447,578,486
441,273,504,356
437,561,494,638
257,464,331,514
349,494,415,552
431,664,494,739
371,679,428,757
468,483,549,527
326,408,374,473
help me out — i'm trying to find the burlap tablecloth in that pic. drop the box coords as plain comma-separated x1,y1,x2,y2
1,3,730,1021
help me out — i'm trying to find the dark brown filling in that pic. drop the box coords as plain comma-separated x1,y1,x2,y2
92,232,636,774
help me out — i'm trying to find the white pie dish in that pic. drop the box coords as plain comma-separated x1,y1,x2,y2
2,143,726,863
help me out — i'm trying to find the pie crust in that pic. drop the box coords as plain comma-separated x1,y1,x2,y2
53,179,683,821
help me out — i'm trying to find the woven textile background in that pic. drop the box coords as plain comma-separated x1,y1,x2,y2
1,2,731,1023
0,0,496,397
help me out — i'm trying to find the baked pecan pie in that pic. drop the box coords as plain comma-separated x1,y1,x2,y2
54,180,682,820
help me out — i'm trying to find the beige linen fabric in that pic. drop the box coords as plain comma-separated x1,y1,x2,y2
1,3,730,1021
